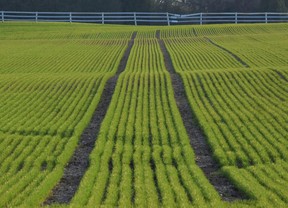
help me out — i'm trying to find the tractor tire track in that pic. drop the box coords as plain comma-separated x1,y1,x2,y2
204,37,250,68
44,31,137,205
271,68,288,82
156,30,246,201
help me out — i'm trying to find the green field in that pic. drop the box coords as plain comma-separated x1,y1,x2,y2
0,22,287,207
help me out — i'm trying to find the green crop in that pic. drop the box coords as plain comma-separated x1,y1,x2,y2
71,38,221,207
0,23,132,207
162,23,288,207
0,22,287,207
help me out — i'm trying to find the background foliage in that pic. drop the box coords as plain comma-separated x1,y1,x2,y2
0,0,287,13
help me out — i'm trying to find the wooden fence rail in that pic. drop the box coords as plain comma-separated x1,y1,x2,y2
1,11,288,25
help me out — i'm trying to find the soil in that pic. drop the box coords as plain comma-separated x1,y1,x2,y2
44,30,246,205
156,30,160,39
156,30,246,201
192,28,198,37
204,37,250,68
44,32,137,205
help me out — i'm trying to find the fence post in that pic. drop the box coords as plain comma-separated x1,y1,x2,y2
35,12,38,22
265,12,268,23
102,13,104,24
1,11,4,23
69,12,72,23
235,12,238,24
134,12,137,26
166,12,170,26
200,13,203,25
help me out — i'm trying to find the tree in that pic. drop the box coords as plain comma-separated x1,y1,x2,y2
0,0,287,12
119,0,151,11
261,0,288,12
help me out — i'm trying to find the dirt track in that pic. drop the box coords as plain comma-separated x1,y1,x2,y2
44,32,137,205
156,30,245,201
205,37,250,68
45,30,245,204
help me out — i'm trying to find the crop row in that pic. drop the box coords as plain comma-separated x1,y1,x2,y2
164,37,243,71
135,31,157,39
0,39,128,73
160,23,288,38
0,22,287,207
0,24,136,207
0,23,134,40
0,133,78,207
223,160,288,206
179,69,287,167
209,35,288,68
164,32,288,72
160,28,198,38
194,23,288,37
163,24,288,207
71,39,221,207
125,39,166,73
0,73,110,138
2,22,287,41
71,72,221,207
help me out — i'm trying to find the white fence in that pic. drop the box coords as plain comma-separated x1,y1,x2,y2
1,11,288,25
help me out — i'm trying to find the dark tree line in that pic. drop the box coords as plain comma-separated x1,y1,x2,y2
0,0,287,13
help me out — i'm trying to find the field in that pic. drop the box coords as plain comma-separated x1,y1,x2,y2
0,22,287,207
